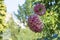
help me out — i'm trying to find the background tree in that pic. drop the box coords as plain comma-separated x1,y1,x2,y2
14,0,60,40
0,0,7,40
7,15,19,40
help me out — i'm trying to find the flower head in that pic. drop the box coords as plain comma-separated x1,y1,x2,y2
28,14,44,33
34,3,46,16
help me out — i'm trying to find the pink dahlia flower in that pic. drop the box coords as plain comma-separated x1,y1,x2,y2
34,3,46,16
28,14,44,33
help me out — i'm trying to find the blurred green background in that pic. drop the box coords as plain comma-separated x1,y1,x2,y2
0,0,60,40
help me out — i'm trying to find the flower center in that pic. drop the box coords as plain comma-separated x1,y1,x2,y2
39,8,42,12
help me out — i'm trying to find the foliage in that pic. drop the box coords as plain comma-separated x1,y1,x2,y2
0,0,7,40
14,0,60,40
7,16,20,40
0,0,59,40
